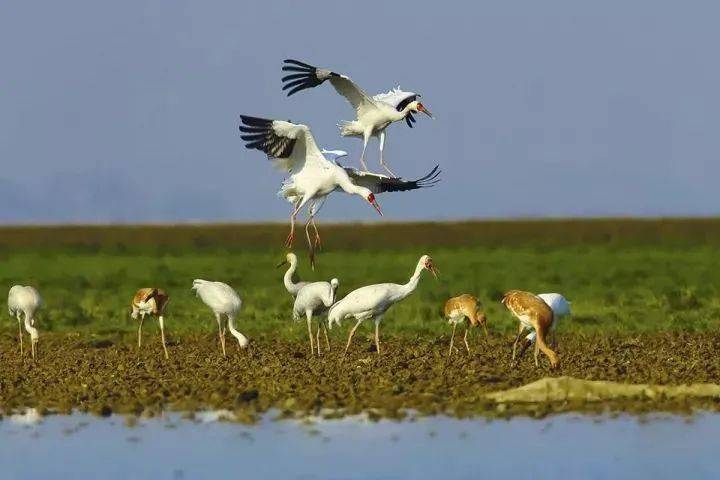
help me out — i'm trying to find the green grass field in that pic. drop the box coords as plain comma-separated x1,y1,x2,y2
1,219,718,341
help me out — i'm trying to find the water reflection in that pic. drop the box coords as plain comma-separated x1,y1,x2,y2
0,411,718,479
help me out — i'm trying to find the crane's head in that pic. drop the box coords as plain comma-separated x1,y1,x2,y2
410,101,433,119
361,190,383,216
420,255,439,279
276,252,297,268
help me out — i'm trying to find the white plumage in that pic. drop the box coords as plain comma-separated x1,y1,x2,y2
192,279,249,356
277,252,309,297
8,285,41,360
293,278,339,356
282,59,433,176
328,255,437,354
524,293,571,345
239,115,439,268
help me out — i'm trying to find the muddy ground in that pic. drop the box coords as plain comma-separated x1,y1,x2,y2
2,332,720,420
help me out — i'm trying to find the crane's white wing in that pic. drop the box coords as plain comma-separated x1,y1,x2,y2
340,164,441,194
373,87,419,128
239,116,330,172
282,59,377,117
192,279,241,315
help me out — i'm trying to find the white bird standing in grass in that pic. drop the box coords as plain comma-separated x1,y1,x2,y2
8,285,41,360
293,278,339,356
281,59,433,176
239,115,440,267
130,288,170,359
277,252,308,297
192,280,249,356
517,293,571,359
329,255,438,354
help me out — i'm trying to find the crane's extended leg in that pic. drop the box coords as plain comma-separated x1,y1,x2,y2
138,314,145,349
512,325,525,362
344,319,363,355
31,339,36,361
323,321,330,351
378,131,397,178
448,323,457,357
306,310,315,356
304,216,317,271
158,315,169,359
17,316,23,357
216,313,226,357
463,327,470,354
286,200,303,248
374,317,382,354
311,216,321,250
316,322,321,356
534,332,540,367
359,133,370,172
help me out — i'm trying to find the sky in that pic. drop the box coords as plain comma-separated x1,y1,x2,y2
1,1,718,224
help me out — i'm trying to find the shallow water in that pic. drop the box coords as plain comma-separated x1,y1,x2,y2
0,411,719,479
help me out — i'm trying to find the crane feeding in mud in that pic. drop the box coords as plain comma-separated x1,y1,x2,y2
192,280,249,356
329,255,438,355
130,288,170,359
442,294,489,356
501,290,559,369
7,285,42,360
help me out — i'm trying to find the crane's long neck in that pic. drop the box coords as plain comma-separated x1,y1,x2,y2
23,312,38,341
227,315,249,348
336,174,365,197
284,258,300,293
391,104,415,122
397,262,425,300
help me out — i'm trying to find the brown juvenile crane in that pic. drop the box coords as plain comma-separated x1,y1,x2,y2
130,288,170,359
442,294,488,356
501,290,558,369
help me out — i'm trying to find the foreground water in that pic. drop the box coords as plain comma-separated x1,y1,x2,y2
0,411,718,479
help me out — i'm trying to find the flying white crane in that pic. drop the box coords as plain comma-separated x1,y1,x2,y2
517,293,571,358
328,255,438,354
276,252,309,297
281,59,433,176
192,279,249,356
293,278,339,356
239,115,440,267
8,285,41,360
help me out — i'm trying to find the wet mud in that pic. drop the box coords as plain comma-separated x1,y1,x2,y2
1,332,720,421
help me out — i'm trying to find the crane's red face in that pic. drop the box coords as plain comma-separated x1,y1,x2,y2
416,102,433,118
366,193,383,216
424,256,438,279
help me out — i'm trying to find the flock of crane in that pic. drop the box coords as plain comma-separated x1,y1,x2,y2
7,59,571,369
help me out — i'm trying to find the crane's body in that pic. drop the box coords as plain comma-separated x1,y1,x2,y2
239,115,439,267
293,278,339,356
8,285,41,360
281,60,433,176
329,255,437,354
443,294,488,356
519,293,571,357
130,288,170,359
192,279,249,356
501,290,559,369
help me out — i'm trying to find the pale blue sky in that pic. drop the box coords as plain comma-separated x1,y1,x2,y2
1,1,718,223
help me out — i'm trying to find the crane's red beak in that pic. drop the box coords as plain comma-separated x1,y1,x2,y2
427,263,439,279
367,194,383,216
418,103,433,119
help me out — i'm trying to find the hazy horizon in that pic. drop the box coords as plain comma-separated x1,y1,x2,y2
2,1,718,224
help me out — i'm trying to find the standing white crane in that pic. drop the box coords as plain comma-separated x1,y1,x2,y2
293,278,339,356
239,115,440,267
517,293,571,359
328,255,438,354
192,279,249,357
276,252,309,297
281,59,433,176
8,285,41,360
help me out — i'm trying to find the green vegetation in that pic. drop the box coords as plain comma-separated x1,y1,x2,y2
0,219,718,342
